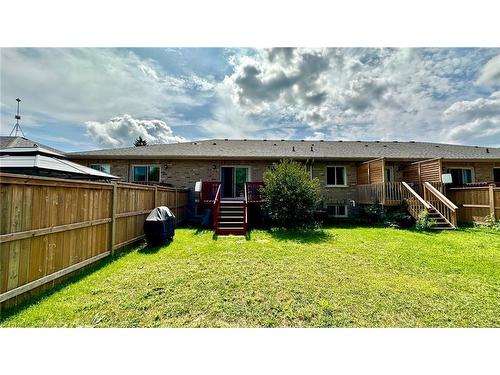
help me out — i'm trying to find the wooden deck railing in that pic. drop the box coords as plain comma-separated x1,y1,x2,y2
212,183,221,232
356,182,403,205
356,183,385,204
423,182,458,228
356,181,446,206
447,185,499,223
244,183,249,231
201,181,220,203
246,181,264,203
401,182,432,220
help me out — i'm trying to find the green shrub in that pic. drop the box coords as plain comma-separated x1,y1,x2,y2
359,202,413,228
361,201,386,224
261,160,321,228
383,201,414,229
415,209,436,231
475,214,500,231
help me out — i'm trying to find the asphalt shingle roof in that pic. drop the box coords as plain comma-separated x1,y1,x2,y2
0,136,64,155
68,139,500,161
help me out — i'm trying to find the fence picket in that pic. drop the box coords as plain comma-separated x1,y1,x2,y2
0,173,188,310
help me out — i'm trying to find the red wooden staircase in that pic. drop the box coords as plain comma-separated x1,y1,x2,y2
213,183,248,236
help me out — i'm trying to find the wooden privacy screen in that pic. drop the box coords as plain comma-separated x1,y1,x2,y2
403,159,442,185
447,185,499,223
0,173,188,309
357,158,384,184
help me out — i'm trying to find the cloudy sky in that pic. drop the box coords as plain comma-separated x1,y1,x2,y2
1,48,500,152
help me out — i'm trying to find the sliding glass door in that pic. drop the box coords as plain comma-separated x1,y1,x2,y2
221,166,249,198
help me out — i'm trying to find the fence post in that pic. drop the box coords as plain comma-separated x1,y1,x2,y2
110,182,118,256
489,184,496,219
154,186,158,208
175,188,178,221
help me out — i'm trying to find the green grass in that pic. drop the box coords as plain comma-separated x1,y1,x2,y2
1,225,499,327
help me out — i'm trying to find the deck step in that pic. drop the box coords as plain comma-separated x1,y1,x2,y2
215,199,247,235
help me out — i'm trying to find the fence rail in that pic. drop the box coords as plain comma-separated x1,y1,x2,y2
447,185,499,223
0,173,188,309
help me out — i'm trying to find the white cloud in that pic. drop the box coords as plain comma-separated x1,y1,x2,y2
221,48,487,141
85,114,187,148
443,91,500,146
200,81,297,139
477,54,500,86
3,48,500,148
0,48,214,127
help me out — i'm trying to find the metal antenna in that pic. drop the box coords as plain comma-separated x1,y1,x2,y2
9,98,26,137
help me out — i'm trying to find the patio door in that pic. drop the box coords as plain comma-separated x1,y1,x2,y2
221,166,249,198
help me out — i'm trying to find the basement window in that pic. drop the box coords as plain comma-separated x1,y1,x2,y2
132,165,160,182
327,205,348,218
326,166,347,186
90,164,111,174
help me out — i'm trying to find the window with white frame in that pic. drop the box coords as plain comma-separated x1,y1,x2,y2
326,166,347,186
90,164,111,174
448,168,473,186
327,204,348,218
132,165,160,182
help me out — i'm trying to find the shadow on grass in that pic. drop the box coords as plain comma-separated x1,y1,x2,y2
194,227,212,235
0,253,119,323
137,239,175,254
211,231,251,240
268,227,335,243
0,241,145,323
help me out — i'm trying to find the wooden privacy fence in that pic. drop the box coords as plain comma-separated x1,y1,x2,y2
447,185,500,223
0,173,188,309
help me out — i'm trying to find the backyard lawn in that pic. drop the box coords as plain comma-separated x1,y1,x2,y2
1,225,499,327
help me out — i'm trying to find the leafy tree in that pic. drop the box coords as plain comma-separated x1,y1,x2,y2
134,136,147,147
261,159,321,228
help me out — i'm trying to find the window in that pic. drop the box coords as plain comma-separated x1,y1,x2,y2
326,166,346,186
384,167,394,182
327,205,348,218
448,168,473,187
90,164,110,174
132,165,160,182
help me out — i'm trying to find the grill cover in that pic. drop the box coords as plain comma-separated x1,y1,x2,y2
144,206,176,246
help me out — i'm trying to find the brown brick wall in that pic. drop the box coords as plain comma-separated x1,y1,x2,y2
71,158,499,216
311,161,357,205
73,158,275,189
73,158,357,201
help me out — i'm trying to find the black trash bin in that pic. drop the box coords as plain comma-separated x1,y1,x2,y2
144,206,176,246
